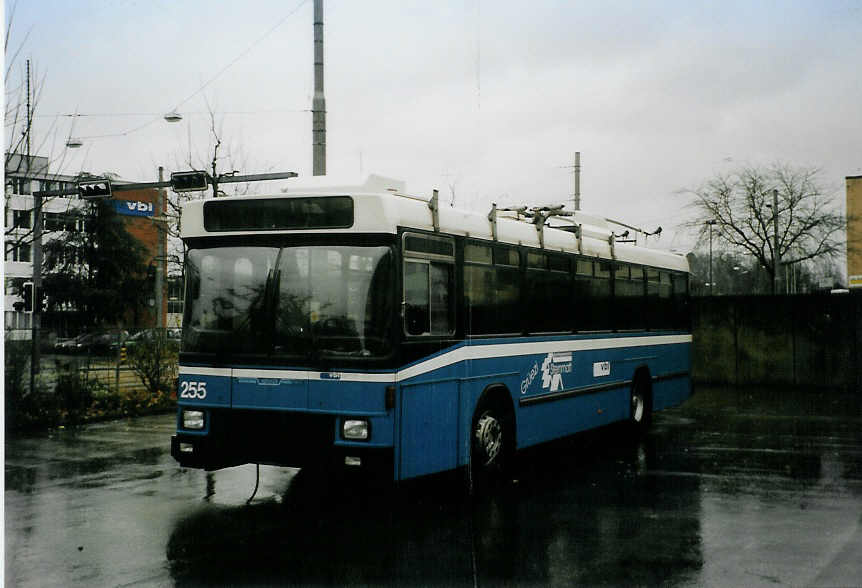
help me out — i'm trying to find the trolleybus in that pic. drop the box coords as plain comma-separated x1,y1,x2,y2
171,175,691,485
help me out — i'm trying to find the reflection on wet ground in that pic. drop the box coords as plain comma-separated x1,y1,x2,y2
5,386,862,586
164,436,704,586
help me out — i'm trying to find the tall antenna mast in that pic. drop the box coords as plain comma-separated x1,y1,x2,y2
312,0,326,176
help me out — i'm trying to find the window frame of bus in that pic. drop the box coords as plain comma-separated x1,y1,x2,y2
402,232,456,337
463,240,522,336
612,262,647,331
525,250,572,335
576,258,613,333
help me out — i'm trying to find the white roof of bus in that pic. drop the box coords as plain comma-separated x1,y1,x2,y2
181,175,688,273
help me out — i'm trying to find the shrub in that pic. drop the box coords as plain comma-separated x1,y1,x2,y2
4,334,63,432
127,329,179,396
56,370,109,424
5,335,31,430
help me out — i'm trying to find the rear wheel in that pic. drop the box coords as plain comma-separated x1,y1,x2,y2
630,375,652,434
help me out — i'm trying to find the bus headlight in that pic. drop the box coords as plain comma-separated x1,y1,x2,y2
342,418,369,441
183,409,205,430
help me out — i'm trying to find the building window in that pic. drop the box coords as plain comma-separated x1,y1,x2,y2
5,311,32,330
12,210,31,229
7,177,32,195
44,212,78,232
6,243,32,263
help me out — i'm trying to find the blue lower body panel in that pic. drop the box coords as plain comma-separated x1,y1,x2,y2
174,333,692,480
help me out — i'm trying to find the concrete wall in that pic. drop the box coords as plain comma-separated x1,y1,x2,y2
692,293,862,390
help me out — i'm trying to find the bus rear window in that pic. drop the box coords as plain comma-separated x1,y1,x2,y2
203,196,353,231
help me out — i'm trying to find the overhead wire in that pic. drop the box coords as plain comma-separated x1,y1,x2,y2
64,0,311,143
38,109,309,118
169,0,310,114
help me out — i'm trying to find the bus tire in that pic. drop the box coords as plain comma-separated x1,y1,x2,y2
630,372,652,435
469,395,513,492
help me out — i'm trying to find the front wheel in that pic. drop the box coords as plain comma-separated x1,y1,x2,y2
469,403,512,493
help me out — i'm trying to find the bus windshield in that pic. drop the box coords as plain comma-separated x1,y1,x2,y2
183,244,395,358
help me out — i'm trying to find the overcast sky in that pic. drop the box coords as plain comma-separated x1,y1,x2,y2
6,0,862,252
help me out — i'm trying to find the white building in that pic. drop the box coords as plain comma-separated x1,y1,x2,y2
4,153,85,341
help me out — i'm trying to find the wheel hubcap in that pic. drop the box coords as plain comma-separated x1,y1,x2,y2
632,394,644,422
475,413,502,466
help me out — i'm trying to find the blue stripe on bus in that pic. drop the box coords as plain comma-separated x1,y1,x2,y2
178,332,691,480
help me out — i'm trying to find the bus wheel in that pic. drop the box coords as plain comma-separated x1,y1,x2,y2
469,402,511,492
630,375,652,434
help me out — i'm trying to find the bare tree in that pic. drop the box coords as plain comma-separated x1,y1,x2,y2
127,329,179,396
4,3,78,257
686,163,847,293
159,97,261,278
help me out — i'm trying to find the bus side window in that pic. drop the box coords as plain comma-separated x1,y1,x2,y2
429,263,454,333
403,232,456,337
405,261,430,335
404,260,454,336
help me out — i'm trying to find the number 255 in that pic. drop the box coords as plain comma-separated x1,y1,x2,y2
179,381,207,399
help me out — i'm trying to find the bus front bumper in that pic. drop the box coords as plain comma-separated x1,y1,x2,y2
172,433,393,475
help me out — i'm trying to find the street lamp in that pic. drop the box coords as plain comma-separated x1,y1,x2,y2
706,220,717,295
64,113,183,150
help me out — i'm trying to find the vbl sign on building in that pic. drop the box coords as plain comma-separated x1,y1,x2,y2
115,200,154,218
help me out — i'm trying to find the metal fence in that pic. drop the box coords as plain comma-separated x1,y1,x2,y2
10,294,860,395
692,292,862,390
5,327,179,395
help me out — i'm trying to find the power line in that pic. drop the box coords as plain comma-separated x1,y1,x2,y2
170,0,310,113
38,109,309,119
62,0,311,143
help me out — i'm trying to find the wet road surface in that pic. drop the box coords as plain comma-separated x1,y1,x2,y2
5,386,862,586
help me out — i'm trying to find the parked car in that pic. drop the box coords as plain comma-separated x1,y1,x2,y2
112,328,181,353
88,332,126,355
54,333,96,354
55,331,126,355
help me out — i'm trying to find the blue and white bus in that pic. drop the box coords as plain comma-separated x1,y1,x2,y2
171,175,691,485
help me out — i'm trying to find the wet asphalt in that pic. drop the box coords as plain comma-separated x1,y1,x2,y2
5,386,862,587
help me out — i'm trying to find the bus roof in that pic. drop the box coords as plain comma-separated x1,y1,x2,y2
181,176,688,273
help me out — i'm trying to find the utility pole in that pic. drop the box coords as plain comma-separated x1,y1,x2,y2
707,220,716,295
772,188,781,294
28,59,43,392
155,167,166,328
560,152,582,211
211,158,219,198
312,0,326,176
